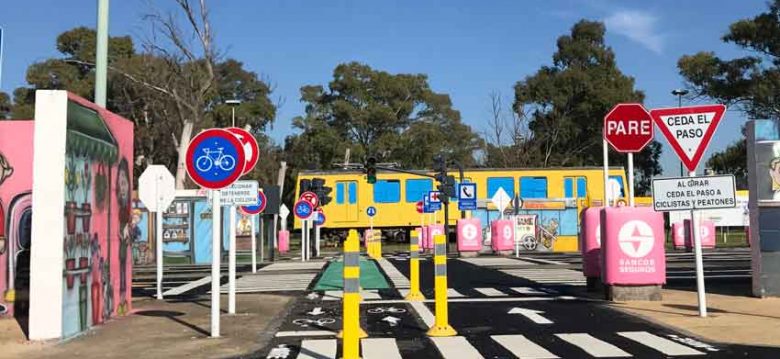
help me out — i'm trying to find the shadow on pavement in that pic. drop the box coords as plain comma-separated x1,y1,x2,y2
135,310,210,337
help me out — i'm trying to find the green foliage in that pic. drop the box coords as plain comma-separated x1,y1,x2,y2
511,20,661,194
678,1,780,186
286,62,481,170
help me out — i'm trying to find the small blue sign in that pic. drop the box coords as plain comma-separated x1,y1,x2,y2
185,129,245,189
426,191,442,212
294,200,314,219
314,211,326,226
458,183,477,211
366,206,377,217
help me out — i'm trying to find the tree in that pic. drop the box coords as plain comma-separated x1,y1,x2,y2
679,0,780,187
512,20,662,194
286,62,481,170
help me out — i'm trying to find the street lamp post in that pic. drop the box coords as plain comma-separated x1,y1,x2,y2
672,89,689,176
225,99,241,314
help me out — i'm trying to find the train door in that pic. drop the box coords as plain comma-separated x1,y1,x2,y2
335,181,359,223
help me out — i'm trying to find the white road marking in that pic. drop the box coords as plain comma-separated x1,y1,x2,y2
459,257,535,267
492,334,559,359
322,290,381,301
447,288,464,298
163,276,210,296
501,268,586,286
475,287,507,297
376,258,410,289
431,336,484,359
275,330,336,338
361,338,403,359
555,333,632,358
518,257,567,265
362,296,583,305
511,287,553,295
508,307,553,324
618,331,705,356
297,339,337,359
409,301,435,327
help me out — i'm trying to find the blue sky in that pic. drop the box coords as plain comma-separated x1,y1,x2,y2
0,0,767,174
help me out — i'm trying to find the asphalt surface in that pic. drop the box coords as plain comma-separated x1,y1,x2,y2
254,248,779,358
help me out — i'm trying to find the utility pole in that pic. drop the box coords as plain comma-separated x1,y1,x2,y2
94,0,109,107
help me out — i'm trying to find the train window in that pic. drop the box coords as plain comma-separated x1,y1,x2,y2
564,177,588,198
405,179,433,202
348,182,357,204
336,183,345,204
373,180,400,203
520,177,547,198
487,177,514,199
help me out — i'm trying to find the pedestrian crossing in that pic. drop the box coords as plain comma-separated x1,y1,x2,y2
273,331,708,358
313,286,558,302
220,261,327,293
458,257,537,267
500,268,587,286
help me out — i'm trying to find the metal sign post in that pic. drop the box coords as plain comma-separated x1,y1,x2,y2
138,165,176,301
228,206,237,314
210,190,222,336
251,215,257,272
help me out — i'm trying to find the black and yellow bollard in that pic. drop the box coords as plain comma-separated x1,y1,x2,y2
427,234,457,337
405,229,425,301
342,229,362,358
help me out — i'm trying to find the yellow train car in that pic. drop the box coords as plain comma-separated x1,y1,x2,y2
294,167,627,251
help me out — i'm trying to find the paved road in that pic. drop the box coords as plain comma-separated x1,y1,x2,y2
256,249,778,358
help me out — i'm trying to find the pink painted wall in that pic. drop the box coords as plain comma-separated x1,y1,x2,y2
0,121,34,317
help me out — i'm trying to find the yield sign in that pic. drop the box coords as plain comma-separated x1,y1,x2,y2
650,104,726,172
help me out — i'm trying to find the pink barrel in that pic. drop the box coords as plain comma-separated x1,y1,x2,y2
420,226,430,250
278,230,290,253
674,220,716,249
580,207,602,278
457,218,482,252
491,219,514,252
426,224,444,250
672,222,686,249
601,207,666,285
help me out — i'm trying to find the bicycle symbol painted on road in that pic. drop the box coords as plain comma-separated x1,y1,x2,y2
367,307,407,314
195,147,237,172
292,318,336,327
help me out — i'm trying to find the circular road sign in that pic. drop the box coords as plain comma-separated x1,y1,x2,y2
604,103,653,153
240,190,267,215
293,200,314,219
366,206,377,217
416,201,423,214
226,127,260,176
300,191,320,208
314,210,326,226
186,128,246,189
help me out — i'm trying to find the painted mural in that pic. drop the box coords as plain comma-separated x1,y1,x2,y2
0,121,34,328
60,93,134,338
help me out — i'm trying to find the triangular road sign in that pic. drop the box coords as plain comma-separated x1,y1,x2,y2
650,104,726,172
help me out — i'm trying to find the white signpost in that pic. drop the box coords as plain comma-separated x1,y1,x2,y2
491,187,511,219
650,104,727,318
138,165,176,300
219,180,259,315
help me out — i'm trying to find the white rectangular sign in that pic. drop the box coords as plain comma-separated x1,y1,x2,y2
219,180,259,206
652,175,736,211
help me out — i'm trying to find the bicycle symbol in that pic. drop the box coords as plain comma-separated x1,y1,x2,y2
292,318,335,327
195,147,236,172
367,307,407,314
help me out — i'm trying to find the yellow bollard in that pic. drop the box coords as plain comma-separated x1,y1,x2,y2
342,229,363,359
427,234,457,337
405,230,425,301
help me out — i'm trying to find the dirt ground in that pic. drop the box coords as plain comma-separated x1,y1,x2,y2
0,293,293,359
610,288,780,347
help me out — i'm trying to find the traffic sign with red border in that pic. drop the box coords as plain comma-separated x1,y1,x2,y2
185,128,246,190
226,127,260,176
299,191,320,208
603,103,654,153
240,190,267,215
293,200,314,219
416,201,423,214
650,104,726,172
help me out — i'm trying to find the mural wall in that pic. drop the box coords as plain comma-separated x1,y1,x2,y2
59,93,134,338
0,121,34,321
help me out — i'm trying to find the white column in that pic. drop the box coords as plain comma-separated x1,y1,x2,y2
301,220,306,262
689,171,707,317
210,190,221,337
156,210,164,299
603,139,609,207
628,153,635,207
228,206,236,314
251,214,257,273
315,222,321,257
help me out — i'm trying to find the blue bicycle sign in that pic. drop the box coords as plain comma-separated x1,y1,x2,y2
185,129,245,189
294,200,314,219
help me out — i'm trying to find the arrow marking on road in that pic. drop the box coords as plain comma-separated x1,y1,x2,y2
508,307,553,324
308,307,324,316
382,316,401,326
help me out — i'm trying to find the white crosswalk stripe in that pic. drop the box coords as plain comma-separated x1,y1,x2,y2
297,339,337,359
492,334,559,359
501,268,586,286
322,290,382,301
361,338,403,359
459,257,536,267
377,259,410,289
474,287,507,297
222,261,326,293
618,331,705,356
555,333,632,358
447,288,464,298
431,336,484,359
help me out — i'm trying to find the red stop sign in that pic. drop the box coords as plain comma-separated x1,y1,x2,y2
416,201,423,214
604,103,653,153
